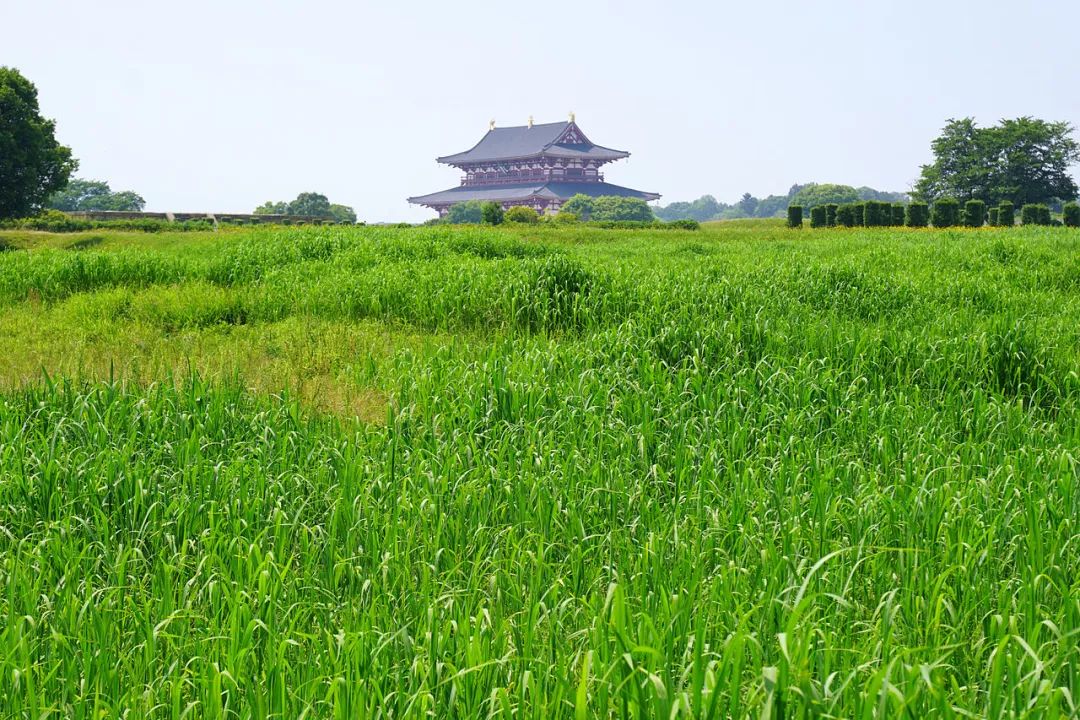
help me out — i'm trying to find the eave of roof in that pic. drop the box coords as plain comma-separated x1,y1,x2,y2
407,181,660,206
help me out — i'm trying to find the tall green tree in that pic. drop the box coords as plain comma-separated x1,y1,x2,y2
915,117,1079,206
287,192,332,217
328,203,357,224
0,67,78,219
49,178,145,211
561,194,595,220
590,196,654,222
253,201,288,215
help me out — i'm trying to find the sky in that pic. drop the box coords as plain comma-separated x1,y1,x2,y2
6,0,1079,222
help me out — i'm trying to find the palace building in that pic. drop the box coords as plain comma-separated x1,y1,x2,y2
408,116,659,216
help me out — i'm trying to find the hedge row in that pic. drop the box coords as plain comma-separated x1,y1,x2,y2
791,197,1077,229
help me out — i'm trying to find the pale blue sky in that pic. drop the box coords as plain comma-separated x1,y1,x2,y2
7,0,1079,221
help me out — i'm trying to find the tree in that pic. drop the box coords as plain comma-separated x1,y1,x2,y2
590,196,654,222
288,192,332,217
738,192,758,217
0,67,77,219
254,201,288,215
445,200,483,224
561,194,595,220
48,179,145,211
328,203,356,224
915,117,1079,206
790,183,860,209
480,201,504,225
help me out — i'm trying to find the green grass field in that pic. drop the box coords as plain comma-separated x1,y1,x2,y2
1,222,1079,718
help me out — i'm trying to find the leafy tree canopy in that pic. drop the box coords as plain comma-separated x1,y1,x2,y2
561,194,595,220
252,192,356,222
914,117,1079,206
480,201,504,225
0,67,78,219
445,200,484,224
790,183,861,208
590,196,654,223
48,178,145,212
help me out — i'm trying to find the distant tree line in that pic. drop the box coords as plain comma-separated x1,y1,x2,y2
654,184,909,222
441,194,655,225
48,178,145,212
254,192,357,223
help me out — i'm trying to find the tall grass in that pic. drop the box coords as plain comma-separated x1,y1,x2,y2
1,222,1079,717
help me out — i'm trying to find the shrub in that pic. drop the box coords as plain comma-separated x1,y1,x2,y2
560,194,594,220
825,204,838,227
481,202,504,225
852,203,865,226
1064,201,1080,228
998,201,1015,227
786,204,803,228
989,207,1000,226
891,204,906,226
590,196,654,222
666,219,701,230
809,205,827,228
553,211,578,224
931,198,960,227
505,206,540,224
864,201,884,227
836,204,856,227
963,199,986,228
906,201,929,227
445,201,484,224
1021,204,1051,226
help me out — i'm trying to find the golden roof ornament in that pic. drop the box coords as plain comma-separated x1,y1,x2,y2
528,115,534,128
569,111,575,123
489,119,496,131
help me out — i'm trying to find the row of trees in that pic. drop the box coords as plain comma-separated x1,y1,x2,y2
654,184,908,222
788,198,1080,229
254,193,356,223
442,195,654,225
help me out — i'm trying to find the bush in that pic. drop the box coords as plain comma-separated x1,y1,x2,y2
836,204,856,228
906,202,929,227
852,203,865,226
505,206,540,224
481,202,504,225
553,211,578,224
891,204,906,226
590,196,654,222
864,201,884,227
809,205,827,228
963,199,986,228
445,201,484,224
666,219,701,230
998,201,1015,227
825,204,838,227
1064,201,1080,228
931,198,960,227
989,207,1000,226
1021,204,1051,226
787,205,803,228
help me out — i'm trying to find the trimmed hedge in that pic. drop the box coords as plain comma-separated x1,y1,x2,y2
891,204,906,226
998,201,1015,227
852,203,865,227
836,204,856,227
1021,204,1051,226
989,207,999,226
906,202,929,227
825,204,838,227
864,200,886,227
787,205,803,228
931,198,960,227
963,200,986,228
1064,201,1080,228
809,205,827,228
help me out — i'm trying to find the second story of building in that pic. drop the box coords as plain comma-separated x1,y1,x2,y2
436,118,632,187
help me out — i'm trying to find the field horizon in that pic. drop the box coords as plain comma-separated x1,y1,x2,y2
2,221,1078,718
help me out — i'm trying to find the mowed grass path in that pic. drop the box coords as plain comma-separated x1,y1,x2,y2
1,222,1079,718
